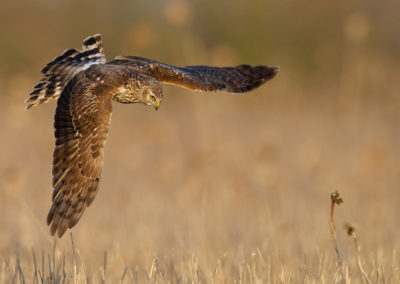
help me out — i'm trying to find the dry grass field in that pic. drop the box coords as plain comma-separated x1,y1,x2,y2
1,1,400,283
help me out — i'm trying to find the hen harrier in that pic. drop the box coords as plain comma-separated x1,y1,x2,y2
25,34,279,237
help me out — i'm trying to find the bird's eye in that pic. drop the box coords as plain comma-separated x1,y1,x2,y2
150,95,156,101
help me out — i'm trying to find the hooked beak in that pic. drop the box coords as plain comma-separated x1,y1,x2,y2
154,100,160,111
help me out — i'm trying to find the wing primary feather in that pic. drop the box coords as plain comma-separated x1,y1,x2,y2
46,69,112,238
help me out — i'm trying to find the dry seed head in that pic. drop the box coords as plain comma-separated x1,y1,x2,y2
344,223,356,236
331,191,343,205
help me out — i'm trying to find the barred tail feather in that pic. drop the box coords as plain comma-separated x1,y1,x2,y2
25,34,106,109
25,72,69,109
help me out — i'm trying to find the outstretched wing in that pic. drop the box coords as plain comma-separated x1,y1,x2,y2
110,56,279,93
25,34,106,109
47,75,112,238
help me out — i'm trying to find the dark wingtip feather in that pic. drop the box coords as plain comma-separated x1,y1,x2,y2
265,65,280,79
250,65,280,81
57,222,69,238
257,65,279,86
227,64,280,93
47,204,56,226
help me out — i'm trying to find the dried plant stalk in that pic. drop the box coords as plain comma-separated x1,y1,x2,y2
330,191,344,282
345,223,371,284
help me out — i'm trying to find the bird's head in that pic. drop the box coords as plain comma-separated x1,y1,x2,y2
116,73,164,109
139,78,163,110
141,84,163,110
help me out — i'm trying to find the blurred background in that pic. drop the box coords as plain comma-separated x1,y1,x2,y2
1,0,400,281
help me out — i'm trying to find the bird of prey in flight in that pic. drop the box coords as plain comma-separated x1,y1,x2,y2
25,34,279,237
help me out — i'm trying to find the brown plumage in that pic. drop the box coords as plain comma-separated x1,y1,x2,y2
26,34,279,238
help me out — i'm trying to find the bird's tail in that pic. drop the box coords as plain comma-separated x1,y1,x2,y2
25,34,107,109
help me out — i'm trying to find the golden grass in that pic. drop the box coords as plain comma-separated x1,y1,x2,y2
0,190,398,283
